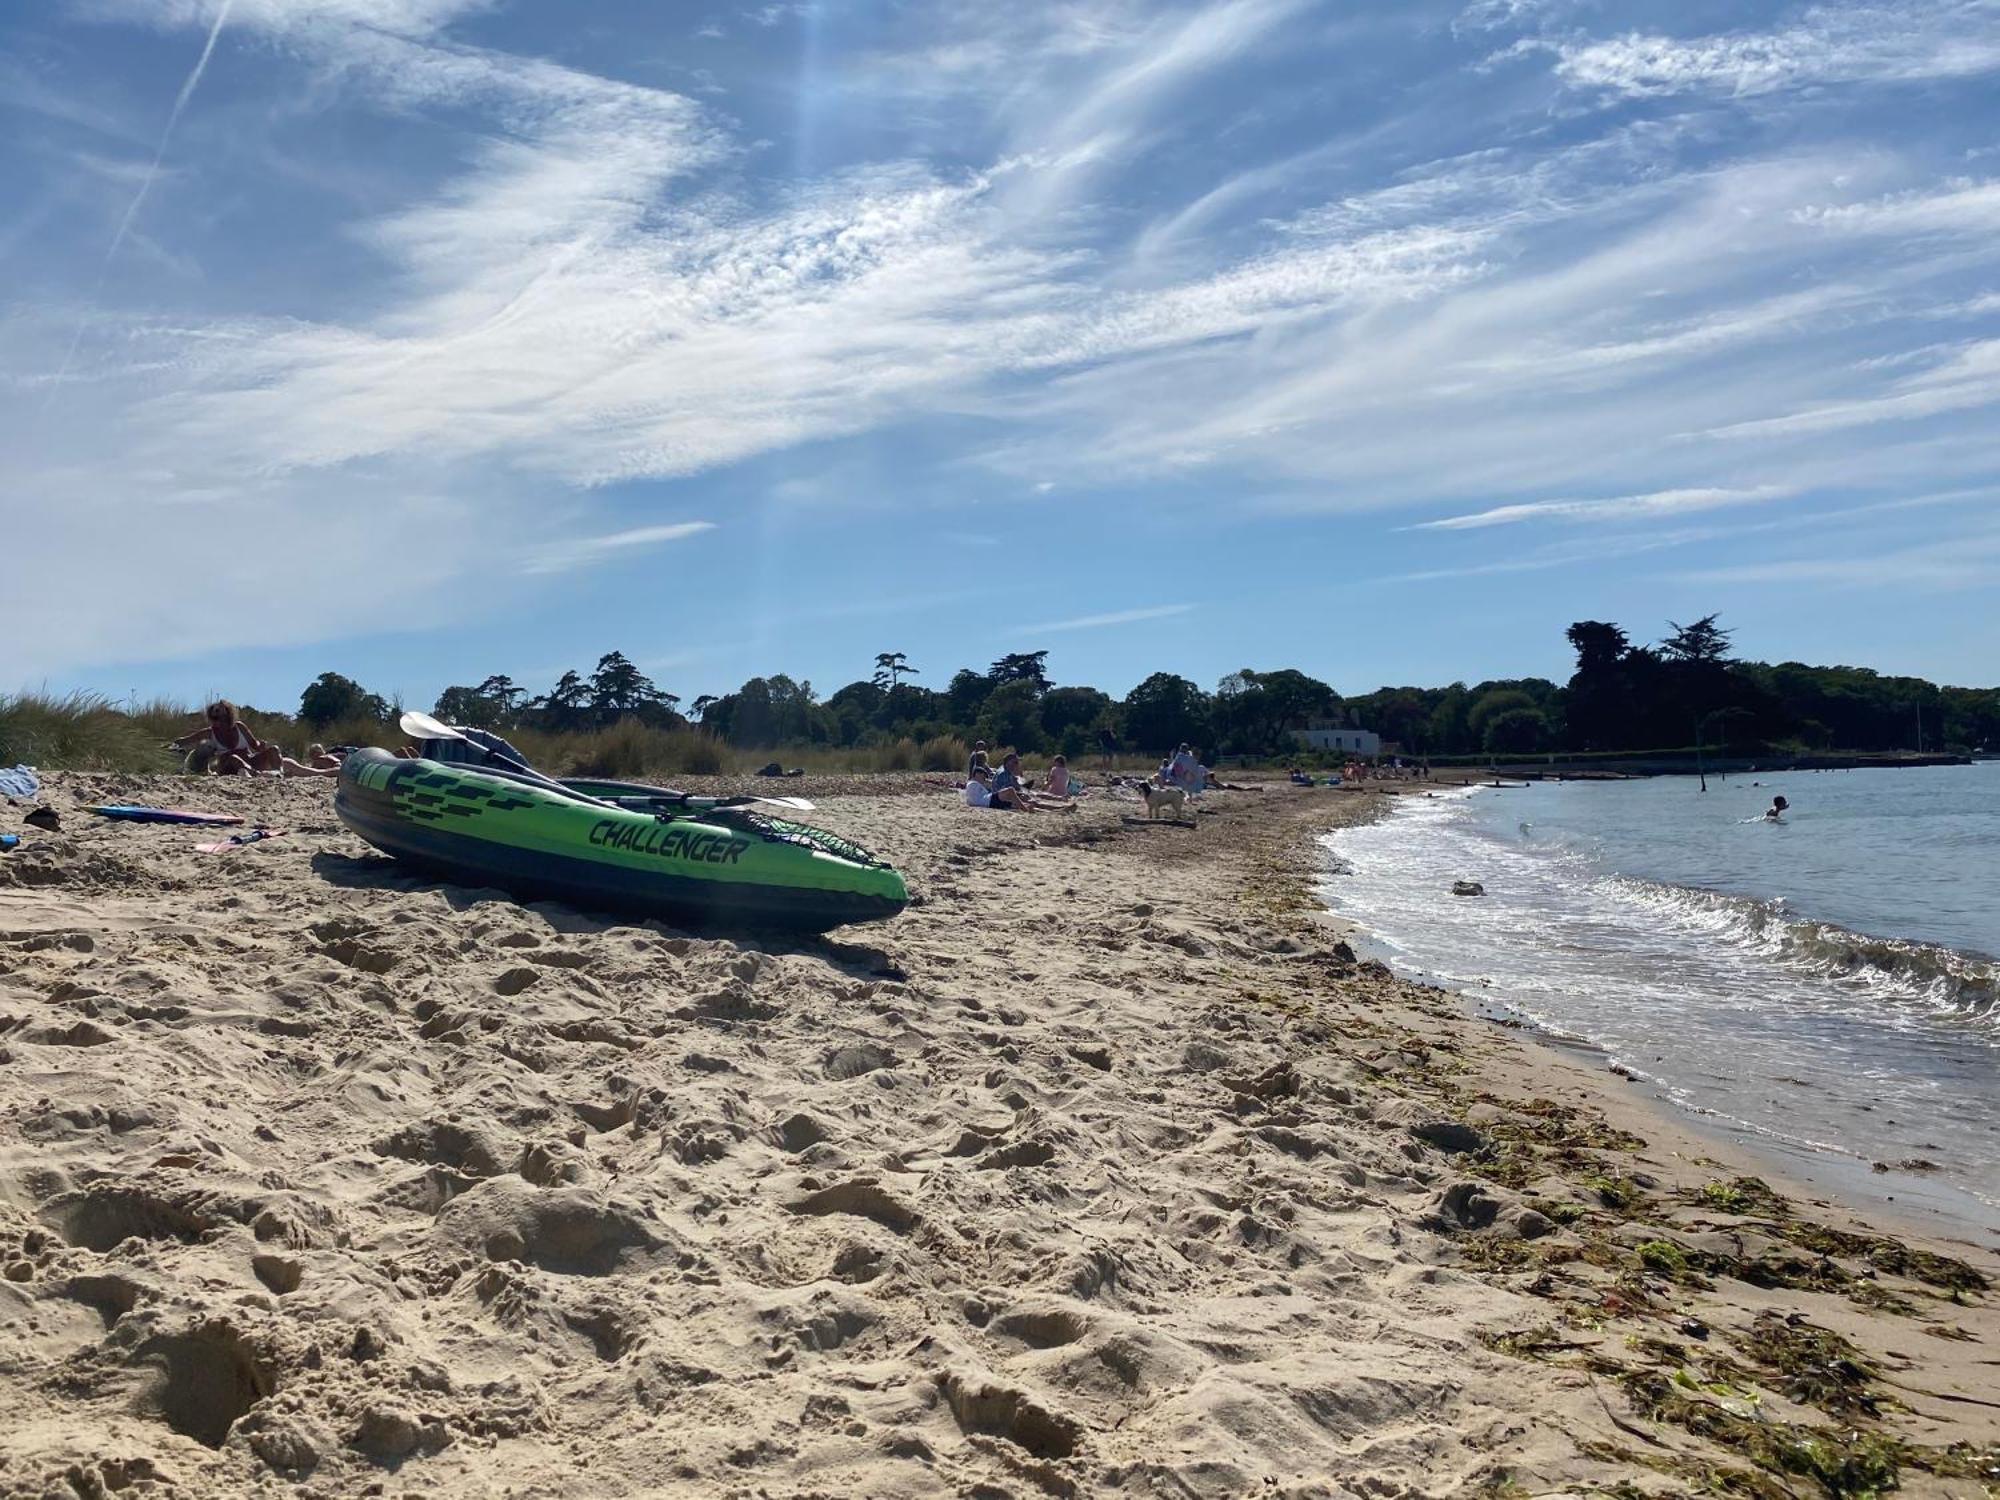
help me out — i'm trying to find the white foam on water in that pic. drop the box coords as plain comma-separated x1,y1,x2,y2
1320,784,2000,1225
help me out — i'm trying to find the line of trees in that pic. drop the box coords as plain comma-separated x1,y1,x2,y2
290,619,2000,758
1340,616,2000,757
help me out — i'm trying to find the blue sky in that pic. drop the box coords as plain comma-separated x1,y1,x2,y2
5,0,1998,715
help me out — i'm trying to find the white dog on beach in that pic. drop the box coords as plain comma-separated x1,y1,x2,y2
1139,780,1192,821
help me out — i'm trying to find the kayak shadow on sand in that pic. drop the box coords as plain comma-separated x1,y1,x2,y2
309,849,907,977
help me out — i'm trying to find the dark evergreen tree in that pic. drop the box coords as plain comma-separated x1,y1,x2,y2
1564,620,1634,751
529,670,591,732
871,652,918,692
986,651,1050,691
586,651,673,726
1660,615,1734,664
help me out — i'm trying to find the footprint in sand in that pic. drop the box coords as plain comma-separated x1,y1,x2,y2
43,1184,221,1253
935,1369,1080,1460
784,1180,920,1236
127,1318,276,1449
493,967,540,996
822,1042,895,1080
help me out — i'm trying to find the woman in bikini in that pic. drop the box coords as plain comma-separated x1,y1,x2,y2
173,701,334,777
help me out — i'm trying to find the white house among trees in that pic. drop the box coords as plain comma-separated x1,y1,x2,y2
1293,722,1380,755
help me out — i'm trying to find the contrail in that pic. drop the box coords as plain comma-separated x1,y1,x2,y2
44,0,236,406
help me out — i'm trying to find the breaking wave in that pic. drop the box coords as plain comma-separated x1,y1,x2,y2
1607,874,2000,1026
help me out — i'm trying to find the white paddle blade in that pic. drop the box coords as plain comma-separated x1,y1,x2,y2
399,710,466,742
758,795,816,811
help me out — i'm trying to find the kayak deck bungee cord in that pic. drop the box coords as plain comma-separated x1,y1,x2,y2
334,748,906,931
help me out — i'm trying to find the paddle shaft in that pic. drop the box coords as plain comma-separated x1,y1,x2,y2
398,715,814,812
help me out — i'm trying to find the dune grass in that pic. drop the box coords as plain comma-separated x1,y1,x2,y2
1,694,1002,779
0,692,180,772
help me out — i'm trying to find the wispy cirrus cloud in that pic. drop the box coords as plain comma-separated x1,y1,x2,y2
83,0,488,39
1020,604,1196,634
43,0,235,401
1673,527,2000,589
1412,485,1794,531
520,520,716,576
1550,4,2000,100
10,0,2000,688
1707,338,2000,438
1377,525,1739,585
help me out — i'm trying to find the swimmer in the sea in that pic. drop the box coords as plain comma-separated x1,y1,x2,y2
1762,795,1789,821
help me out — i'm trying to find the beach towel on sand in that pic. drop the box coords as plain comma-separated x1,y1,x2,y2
0,766,39,799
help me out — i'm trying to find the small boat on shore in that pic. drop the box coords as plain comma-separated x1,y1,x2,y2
334,749,907,931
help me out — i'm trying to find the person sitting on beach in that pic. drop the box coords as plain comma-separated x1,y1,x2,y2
174,701,334,778
992,751,1032,795
964,765,1036,812
1043,754,1072,799
968,740,991,778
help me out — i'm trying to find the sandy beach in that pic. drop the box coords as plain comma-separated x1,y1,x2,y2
2,774,1994,1498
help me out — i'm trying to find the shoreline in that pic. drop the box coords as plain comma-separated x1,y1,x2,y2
1315,777,2000,1246
2,772,1995,1496
1312,795,2000,1245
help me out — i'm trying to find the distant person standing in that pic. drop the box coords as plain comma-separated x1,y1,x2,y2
1097,726,1118,769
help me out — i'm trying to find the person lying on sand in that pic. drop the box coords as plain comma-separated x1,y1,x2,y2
173,701,334,778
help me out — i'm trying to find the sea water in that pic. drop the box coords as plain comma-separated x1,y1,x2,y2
1319,763,2000,1230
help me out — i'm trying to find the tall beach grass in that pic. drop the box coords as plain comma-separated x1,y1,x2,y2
0,693,985,779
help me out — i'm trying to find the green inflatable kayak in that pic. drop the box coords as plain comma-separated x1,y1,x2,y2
335,748,907,931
